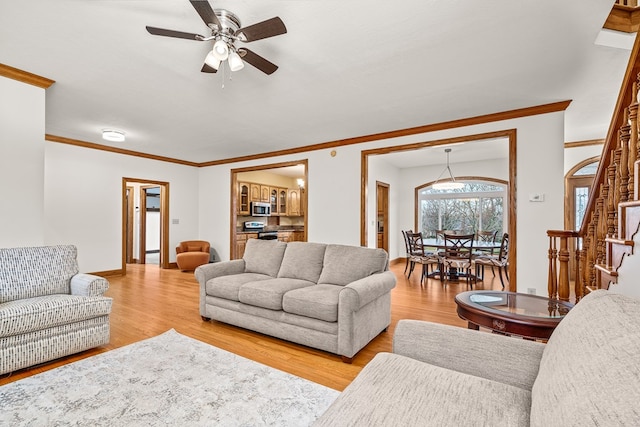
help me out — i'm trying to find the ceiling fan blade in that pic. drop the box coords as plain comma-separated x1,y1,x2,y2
201,63,218,73
238,48,278,75
146,26,204,40
189,0,222,29
237,17,287,42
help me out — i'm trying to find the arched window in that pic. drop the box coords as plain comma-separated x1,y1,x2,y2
416,180,507,238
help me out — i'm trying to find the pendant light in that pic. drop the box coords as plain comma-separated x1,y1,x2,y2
432,148,464,190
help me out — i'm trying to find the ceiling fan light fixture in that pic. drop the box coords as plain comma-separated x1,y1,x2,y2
228,50,244,71
432,148,464,190
212,39,229,60
102,129,125,142
204,50,221,70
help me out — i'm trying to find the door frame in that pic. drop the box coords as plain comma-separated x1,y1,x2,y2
121,178,170,273
361,129,517,291
376,181,389,252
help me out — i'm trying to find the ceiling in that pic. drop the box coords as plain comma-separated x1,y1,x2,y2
0,1,633,164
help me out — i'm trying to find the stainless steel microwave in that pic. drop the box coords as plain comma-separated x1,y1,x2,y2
251,201,271,217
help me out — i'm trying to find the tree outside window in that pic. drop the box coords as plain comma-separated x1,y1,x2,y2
418,182,506,238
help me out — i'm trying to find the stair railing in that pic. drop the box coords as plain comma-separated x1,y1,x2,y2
547,30,640,302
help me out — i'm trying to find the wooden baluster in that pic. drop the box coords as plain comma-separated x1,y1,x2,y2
574,239,583,301
630,79,639,200
620,116,630,204
557,234,571,302
548,235,558,299
606,151,616,237
609,147,622,237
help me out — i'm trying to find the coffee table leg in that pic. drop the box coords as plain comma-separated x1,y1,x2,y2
467,321,479,331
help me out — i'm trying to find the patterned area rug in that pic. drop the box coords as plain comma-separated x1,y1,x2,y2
0,329,339,426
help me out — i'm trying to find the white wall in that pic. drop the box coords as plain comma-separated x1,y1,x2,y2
564,144,603,174
44,142,199,272
0,77,46,247
200,111,565,296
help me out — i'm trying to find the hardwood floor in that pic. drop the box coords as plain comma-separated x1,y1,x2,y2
0,259,505,391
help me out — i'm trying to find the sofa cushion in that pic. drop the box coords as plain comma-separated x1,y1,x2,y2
530,290,640,426
277,242,327,283
314,352,531,427
317,245,388,286
243,239,287,278
206,273,272,302
0,245,79,303
282,284,342,322
0,294,113,337
238,278,316,311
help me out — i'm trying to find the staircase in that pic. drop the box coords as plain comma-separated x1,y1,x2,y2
547,29,640,302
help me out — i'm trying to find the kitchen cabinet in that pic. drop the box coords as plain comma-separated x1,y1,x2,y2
235,233,258,259
260,185,270,202
287,188,302,216
238,182,250,215
278,189,287,216
277,230,305,243
270,187,287,216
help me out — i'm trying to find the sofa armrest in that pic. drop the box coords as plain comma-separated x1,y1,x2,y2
194,259,246,286
393,319,545,391
340,271,396,311
70,273,110,296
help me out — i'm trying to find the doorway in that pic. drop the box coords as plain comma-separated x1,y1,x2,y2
376,181,389,252
122,178,170,272
565,156,599,280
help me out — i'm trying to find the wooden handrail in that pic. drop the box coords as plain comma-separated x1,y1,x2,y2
548,30,640,301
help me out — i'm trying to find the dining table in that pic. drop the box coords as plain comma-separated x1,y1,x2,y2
421,238,502,282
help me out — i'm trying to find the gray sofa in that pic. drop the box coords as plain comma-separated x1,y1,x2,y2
315,289,640,426
0,245,113,375
195,239,396,362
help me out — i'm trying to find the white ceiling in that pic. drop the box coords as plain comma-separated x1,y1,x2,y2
0,1,632,164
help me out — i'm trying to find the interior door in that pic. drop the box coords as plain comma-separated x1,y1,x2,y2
376,181,389,252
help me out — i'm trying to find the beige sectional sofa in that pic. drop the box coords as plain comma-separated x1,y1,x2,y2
195,239,396,362
0,245,113,375
314,289,640,426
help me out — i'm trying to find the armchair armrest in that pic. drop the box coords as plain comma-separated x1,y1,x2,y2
70,273,109,296
194,259,246,286
340,271,396,311
393,319,545,391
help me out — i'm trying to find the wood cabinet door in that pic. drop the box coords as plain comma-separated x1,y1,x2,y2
278,189,288,216
287,189,301,216
270,188,279,215
238,183,250,215
260,186,270,202
249,184,261,202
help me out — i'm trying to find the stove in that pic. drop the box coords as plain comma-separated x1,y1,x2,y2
243,221,265,232
257,231,279,240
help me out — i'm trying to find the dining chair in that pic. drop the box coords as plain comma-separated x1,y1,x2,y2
405,232,440,285
402,230,420,276
474,232,509,288
440,233,476,286
475,230,498,256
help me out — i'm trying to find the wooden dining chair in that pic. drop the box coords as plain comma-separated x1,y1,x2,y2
405,232,440,285
440,233,476,286
474,232,509,288
402,230,420,275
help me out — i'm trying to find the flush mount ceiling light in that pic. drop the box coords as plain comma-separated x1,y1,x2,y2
145,2,287,76
102,129,126,142
432,148,464,190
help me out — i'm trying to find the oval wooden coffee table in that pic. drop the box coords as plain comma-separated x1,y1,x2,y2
454,291,574,340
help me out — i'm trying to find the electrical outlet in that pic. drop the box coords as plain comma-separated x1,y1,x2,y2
172,218,179,225
527,288,536,295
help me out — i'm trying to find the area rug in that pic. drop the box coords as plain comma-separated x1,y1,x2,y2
0,329,339,426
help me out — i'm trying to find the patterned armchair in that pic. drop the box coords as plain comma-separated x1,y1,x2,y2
0,245,112,375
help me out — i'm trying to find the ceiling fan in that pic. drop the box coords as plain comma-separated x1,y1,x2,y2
146,0,286,75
